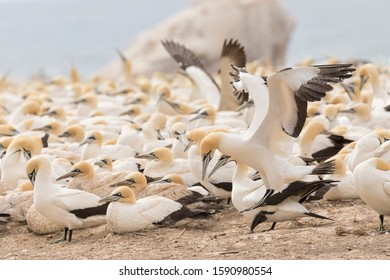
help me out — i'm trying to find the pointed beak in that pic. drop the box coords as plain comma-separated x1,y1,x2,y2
147,178,168,185
359,75,368,91
156,129,165,140
79,137,94,146
177,132,187,146
22,148,32,161
189,113,205,122
184,140,194,152
134,152,156,160
340,108,355,114
59,131,70,138
321,129,332,136
236,99,253,111
201,151,212,181
98,194,121,204
208,155,231,178
109,180,134,188
94,160,106,167
56,171,80,181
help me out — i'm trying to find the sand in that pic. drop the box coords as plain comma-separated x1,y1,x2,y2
0,198,389,260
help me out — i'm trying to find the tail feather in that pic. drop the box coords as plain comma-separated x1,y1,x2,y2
311,160,336,175
305,212,332,220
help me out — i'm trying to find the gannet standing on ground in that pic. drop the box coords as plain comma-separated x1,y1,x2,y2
353,158,390,232
99,186,210,233
208,155,337,231
26,156,109,242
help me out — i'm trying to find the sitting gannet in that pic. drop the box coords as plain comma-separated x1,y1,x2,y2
99,186,210,233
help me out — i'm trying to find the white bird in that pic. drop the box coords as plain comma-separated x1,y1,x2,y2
209,155,336,231
26,155,109,242
99,186,209,233
185,128,233,199
353,158,390,232
1,135,42,188
135,147,198,186
56,160,128,197
79,130,135,160
200,64,354,192
171,122,188,159
161,40,220,109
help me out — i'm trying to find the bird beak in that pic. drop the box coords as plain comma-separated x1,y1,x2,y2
98,194,121,203
208,155,231,178
184,140,193,152
189,113,205,122
56,170,80,181
79,137,94,146
201,151,212,181
340,108,355,114
147,178,168,185
134,152,156,160
22,148,32,161
161,99,182,113
177,132,187,146
109,180,134,188
359,75,368,91
58,131,70,138
32,125,51,132
94,160,106,167
236,99,253,111
11,129,19,136
156,129,165,140
321,129,332,136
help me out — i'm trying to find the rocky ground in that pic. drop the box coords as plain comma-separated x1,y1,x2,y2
0,199,389,260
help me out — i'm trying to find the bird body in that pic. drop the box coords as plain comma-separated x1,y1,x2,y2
27,156,108,242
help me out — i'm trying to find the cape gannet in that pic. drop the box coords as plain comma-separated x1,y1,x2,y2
353,158,390,232
99,186,210,233
199,64,354,192
26,156,109,242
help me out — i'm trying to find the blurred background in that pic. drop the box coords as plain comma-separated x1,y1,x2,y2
1,0,390,79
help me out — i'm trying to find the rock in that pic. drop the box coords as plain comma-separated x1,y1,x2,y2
98,0,294,77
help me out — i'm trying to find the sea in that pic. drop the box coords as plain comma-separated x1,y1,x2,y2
1,0,390,79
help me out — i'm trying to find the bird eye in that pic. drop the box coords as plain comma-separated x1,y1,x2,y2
73,168,81,173
150,152,155,157
114,192,123,197
88,135,96,140
166,178,172,183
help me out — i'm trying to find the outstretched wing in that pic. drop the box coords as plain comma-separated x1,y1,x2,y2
161,40,205,71
267,64,354,138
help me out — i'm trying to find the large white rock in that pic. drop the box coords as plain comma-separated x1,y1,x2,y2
99,0,294,77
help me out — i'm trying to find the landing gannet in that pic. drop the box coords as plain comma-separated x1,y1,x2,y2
354,158,390,232
27,156,108,242
200,64,354,192
99,186,210,233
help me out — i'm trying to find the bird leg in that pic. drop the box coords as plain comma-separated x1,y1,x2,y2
68,229,73,242
378,215,390,233
51,227,69,244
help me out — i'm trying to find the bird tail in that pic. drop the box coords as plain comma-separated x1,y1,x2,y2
310,160,336,175
305,212,332,220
